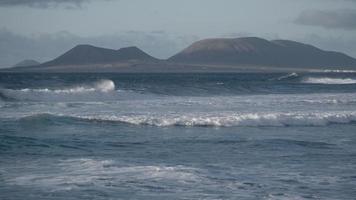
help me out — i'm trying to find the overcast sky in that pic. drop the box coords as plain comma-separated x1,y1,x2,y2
0,0,356,67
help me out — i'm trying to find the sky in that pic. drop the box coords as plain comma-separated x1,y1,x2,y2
0,0,356,67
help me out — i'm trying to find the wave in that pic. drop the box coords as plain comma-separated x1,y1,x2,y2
17,112,356,127
302,77,356,84
0,79,117,101
276,72,299,81
273,73,356,85
323,69,356,73
19,79,115,94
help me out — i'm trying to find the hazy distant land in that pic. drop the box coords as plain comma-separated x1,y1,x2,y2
3,37,356,73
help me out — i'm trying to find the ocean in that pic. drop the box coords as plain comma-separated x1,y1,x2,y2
0,72,356,199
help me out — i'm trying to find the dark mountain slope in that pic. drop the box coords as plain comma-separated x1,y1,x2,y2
41,45,157,67
13,59,40,67
169,37,356,68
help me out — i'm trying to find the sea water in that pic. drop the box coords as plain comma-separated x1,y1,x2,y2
0,72,356,199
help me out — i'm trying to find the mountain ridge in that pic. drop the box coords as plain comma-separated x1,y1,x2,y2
4,37,356,72
13,59,41,67
40,44,158,67
169,37,356,68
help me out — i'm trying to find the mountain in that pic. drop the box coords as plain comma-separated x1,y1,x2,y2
169,37,356,69
40,45,158,67
3,37,356,73
13,59,40,67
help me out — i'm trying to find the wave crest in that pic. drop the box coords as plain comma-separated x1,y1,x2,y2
0,79,116,101
7,159,202,191
20,79,115,94
303,77,356,84
276,72,299,81
85,113,356,127
93,79,116,92
18,112,356,127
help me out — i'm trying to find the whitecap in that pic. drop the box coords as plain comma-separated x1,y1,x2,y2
302,77,356,84
53,111,356,127
93,79,115,92
276,72,299,81
323,69,356,73
0,79,117,102
19,79,115,94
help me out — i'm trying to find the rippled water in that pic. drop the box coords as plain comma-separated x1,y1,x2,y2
1,72,356,199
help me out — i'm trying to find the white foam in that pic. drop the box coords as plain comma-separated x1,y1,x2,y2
323,69,356,73
71,111,356,127
0,79,117,102
276,72,299,81
303,77,356,84
7,159,202,191
19,79,115,94
93,79,115,92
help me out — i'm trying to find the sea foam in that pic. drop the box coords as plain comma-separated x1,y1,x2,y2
276,72,299,81
0,79,116,101
77,112,356,127
7,158,202,191
303,77,356,84
19,79,115,94
20,111,356,127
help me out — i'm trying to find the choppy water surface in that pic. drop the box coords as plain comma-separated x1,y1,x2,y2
1,72,356,199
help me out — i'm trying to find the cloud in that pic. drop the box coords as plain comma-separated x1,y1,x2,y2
0,29,198,67
0,0,89,8
295,9,356,30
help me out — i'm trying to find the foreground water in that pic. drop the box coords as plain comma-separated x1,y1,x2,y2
1,72,356,199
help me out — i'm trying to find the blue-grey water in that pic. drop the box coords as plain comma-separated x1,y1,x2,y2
1,72,356,200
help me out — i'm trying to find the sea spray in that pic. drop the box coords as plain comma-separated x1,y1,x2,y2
94,79,115,92
16,79,116,94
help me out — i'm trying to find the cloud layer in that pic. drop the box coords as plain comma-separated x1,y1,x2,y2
295,9,356,30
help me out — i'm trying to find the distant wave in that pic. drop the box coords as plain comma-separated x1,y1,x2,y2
18,112,356,127
19,79,115,94
8,158,202,191
276,72,299,81
302,77,356,84
273,73,356,85
323,70,356,73
0,79,116,101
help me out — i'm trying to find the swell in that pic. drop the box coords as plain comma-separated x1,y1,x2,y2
14,112,356,127
2,75,356,102
0,91,17,102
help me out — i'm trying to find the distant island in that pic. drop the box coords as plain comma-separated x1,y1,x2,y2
3,37,356,73
13,59,40,68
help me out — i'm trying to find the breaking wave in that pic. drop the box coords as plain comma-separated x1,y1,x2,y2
322,69,356,73
0,79,116,101
276,72,299,81
302,77,356,84
19,79,115,93
18,112,356,127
